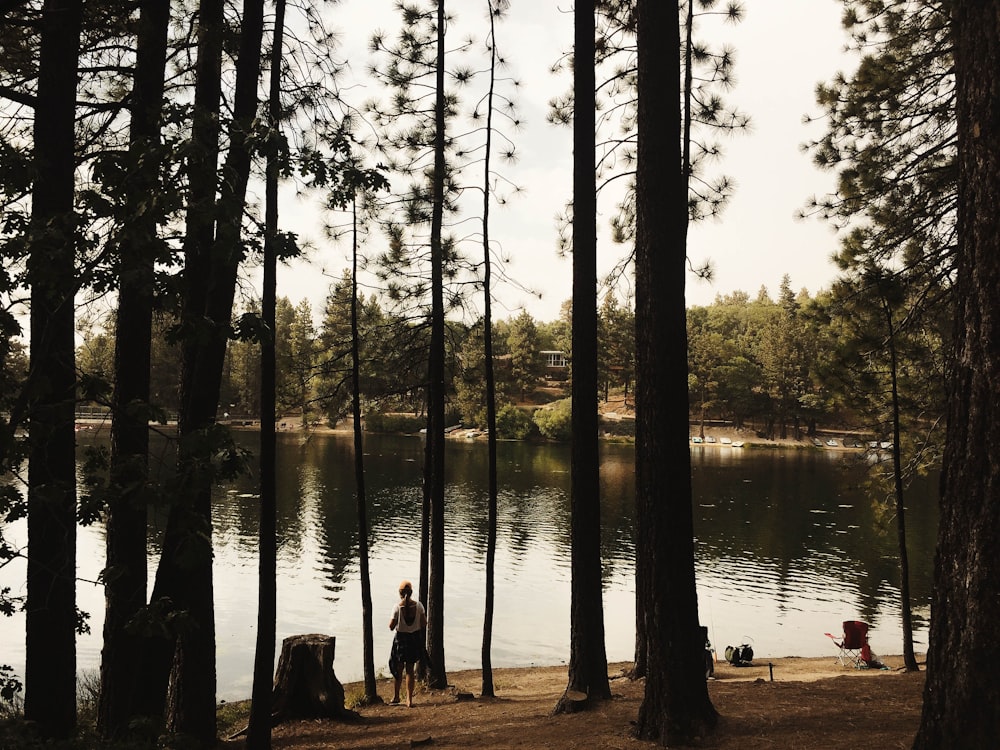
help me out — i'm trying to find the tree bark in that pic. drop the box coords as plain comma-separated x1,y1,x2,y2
247,1,286,746
141,0,227,739
425,0,449,691
480,0,500,699
271,635,357,723
140,0,226,717
633,0,718,743
914,2,1000,746
24,0,82,739
350,194,380,704
554,0,611,714
99,0,170,738
143,0,266,740
879,295,918,672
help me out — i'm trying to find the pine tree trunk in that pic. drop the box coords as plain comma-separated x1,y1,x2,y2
914,2,1000,746
350,196,380,704
99,0,170,738
425,0,449,691
480,1,500,698
141,0,229,739
246,2,286,746
554,0,611,713
881,300,918,672
633,0,717,743
149,0,266,740
24,0,82,739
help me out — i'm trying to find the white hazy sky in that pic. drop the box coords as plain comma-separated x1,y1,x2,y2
276,0,855,323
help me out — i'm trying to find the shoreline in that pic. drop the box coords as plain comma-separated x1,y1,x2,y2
218,654,926,749
336,652,918,695
252,420,873,452
73,413,876,453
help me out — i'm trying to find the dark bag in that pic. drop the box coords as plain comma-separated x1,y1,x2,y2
725,644,754,666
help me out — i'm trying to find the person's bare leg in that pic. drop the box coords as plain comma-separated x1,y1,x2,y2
392,674,401,704
406,664,415,707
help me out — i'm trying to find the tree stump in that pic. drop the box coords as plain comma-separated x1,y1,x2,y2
552,689,589,714
271,634,358,724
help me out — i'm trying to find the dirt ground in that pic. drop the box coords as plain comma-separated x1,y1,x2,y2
226,655,925,749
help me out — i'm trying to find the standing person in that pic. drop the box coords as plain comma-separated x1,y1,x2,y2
389,580,426,706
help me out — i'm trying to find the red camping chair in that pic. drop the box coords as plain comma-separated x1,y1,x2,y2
824,620,873,668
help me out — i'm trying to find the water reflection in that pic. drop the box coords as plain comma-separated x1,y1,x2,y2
0,432,936,699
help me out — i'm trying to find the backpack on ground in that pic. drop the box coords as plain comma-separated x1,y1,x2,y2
725,643,754,666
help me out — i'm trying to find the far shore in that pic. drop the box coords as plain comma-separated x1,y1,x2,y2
254,419,873,451
72,413,877,452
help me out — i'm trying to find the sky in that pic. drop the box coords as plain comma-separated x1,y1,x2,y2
275,0,856,324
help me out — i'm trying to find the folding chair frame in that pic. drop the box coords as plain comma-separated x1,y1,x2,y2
824,620,872,668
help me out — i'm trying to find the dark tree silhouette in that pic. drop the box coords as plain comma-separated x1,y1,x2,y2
247,1,287,747
349,191,380,704
871,272,919,673
479,0,505,699
143,0,266,740
554,0,612,714
632,0,718,743
24,0,83,739
140,0,225,723
99,0,170,738
423,0,450,691
326,160,390,705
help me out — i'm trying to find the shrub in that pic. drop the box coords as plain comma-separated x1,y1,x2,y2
601,417,635,438
495,404,536,440
0,665,22,721
533,398,572,441
364,412,425,434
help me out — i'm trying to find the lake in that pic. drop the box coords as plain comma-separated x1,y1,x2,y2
0,432,937,700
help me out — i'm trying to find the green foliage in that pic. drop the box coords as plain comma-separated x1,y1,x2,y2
452,322,505,427
76,332,114,403
533,398,572,441
172,424,253,499
601,417,635,438
125,596,196,643
77,445,111,525
495,404,535,440
364,412,426,434
598,292,635,396
552,2,749,252
506,311,542,398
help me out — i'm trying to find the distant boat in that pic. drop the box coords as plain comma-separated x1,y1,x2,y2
720,437,732,445
691,436,703,444
825,439,838,447
705,436,717,444
732,441,745,448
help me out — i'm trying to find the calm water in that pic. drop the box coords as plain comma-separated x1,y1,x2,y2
0,432,937,700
